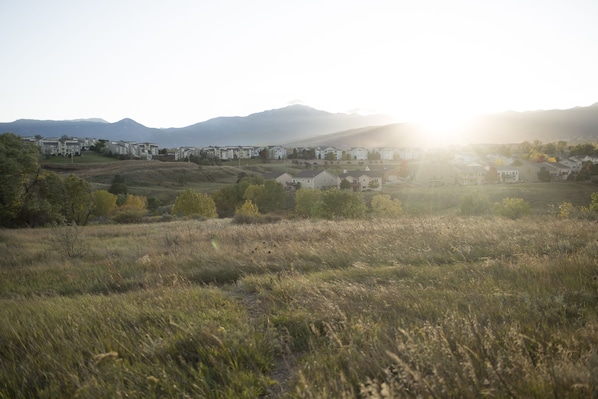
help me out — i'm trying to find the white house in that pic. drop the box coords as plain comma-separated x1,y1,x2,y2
350,147,369,160
339,170,383,191
268,146,287,160
496,166,520,183
316,146,342,160
292,170,339,189
263,172,293,188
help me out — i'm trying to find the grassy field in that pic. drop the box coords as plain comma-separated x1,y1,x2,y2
1,216,598,397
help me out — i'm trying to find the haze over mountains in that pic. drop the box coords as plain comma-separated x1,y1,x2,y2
2,103,598,148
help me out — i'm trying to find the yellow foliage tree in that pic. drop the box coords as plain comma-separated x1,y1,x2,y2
172,189,217,218
91,190,117,217
122,194,147,210
235,200,259,216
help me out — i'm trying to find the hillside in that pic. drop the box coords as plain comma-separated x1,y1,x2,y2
299,103,598,148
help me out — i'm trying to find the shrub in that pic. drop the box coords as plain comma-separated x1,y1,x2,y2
313,188,366,219
111,208,145,224
371,194,403,218
45,222,88,258
493,197,531,219
235,200,259,217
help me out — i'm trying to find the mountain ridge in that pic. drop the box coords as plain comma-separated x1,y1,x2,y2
2,103,598,148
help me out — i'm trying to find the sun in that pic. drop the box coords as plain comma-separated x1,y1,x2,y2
412,110,474,147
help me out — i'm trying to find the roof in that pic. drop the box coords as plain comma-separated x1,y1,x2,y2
294,169,335,178
453,165,486,173
263,172,290,180
339,170,384,179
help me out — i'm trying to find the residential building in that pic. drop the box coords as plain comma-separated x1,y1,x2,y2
292,170,339,189
350,147,369,160
339,170,383,191
263,172,293,188
496,166,520,183
454,165,486,185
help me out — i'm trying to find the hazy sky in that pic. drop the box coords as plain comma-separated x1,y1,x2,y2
2,0,597,128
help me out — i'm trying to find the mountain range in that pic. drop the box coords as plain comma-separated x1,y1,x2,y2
2,103,598,148
0,105,396,148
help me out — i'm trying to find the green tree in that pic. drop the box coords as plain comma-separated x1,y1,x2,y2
460,191,491,216
295,189,321,217
340,179,351,190
109,174,128,195
367,179,380,190
371,194,403,218
91,190,117,217
0,133,41,227
20,170,65,227
244,180,285,213
212,176,264,217
493,197,531,219
63,174,92,225
313,188,366,219
172,189,217,218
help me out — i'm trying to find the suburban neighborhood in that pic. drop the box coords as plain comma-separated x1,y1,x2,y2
20,134,598,190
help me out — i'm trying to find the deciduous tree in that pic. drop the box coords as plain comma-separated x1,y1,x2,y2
0,133,41,227
91,190,117,217
172,189,217,218
295,188,321,217
63,174,92,225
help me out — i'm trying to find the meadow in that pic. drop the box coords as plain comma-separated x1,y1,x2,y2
1,215,598,398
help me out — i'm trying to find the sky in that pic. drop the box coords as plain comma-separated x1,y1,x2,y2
1,0,598,129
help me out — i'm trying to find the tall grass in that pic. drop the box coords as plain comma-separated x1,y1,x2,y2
1,216,597,397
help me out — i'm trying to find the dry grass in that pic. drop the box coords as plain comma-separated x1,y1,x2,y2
1,216,598,397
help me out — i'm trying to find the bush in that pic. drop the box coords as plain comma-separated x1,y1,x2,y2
45,223,88,258
235,200,260,217
370,194,403,218
313,188,366,220
493,197,531,219
111,208,146,224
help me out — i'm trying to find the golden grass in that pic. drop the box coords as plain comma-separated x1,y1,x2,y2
1,216,598,397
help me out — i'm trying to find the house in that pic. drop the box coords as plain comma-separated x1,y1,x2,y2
453,165,486,185
365,164,398,182
292,170,339,189
339,170,383,191
268,146,287,160
413,162,457,186
263,172,293,188
379,148,397,161
540,162,573,181
316,146,342,160
396,148,421,160
496,166,520,183
350,147,369,160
